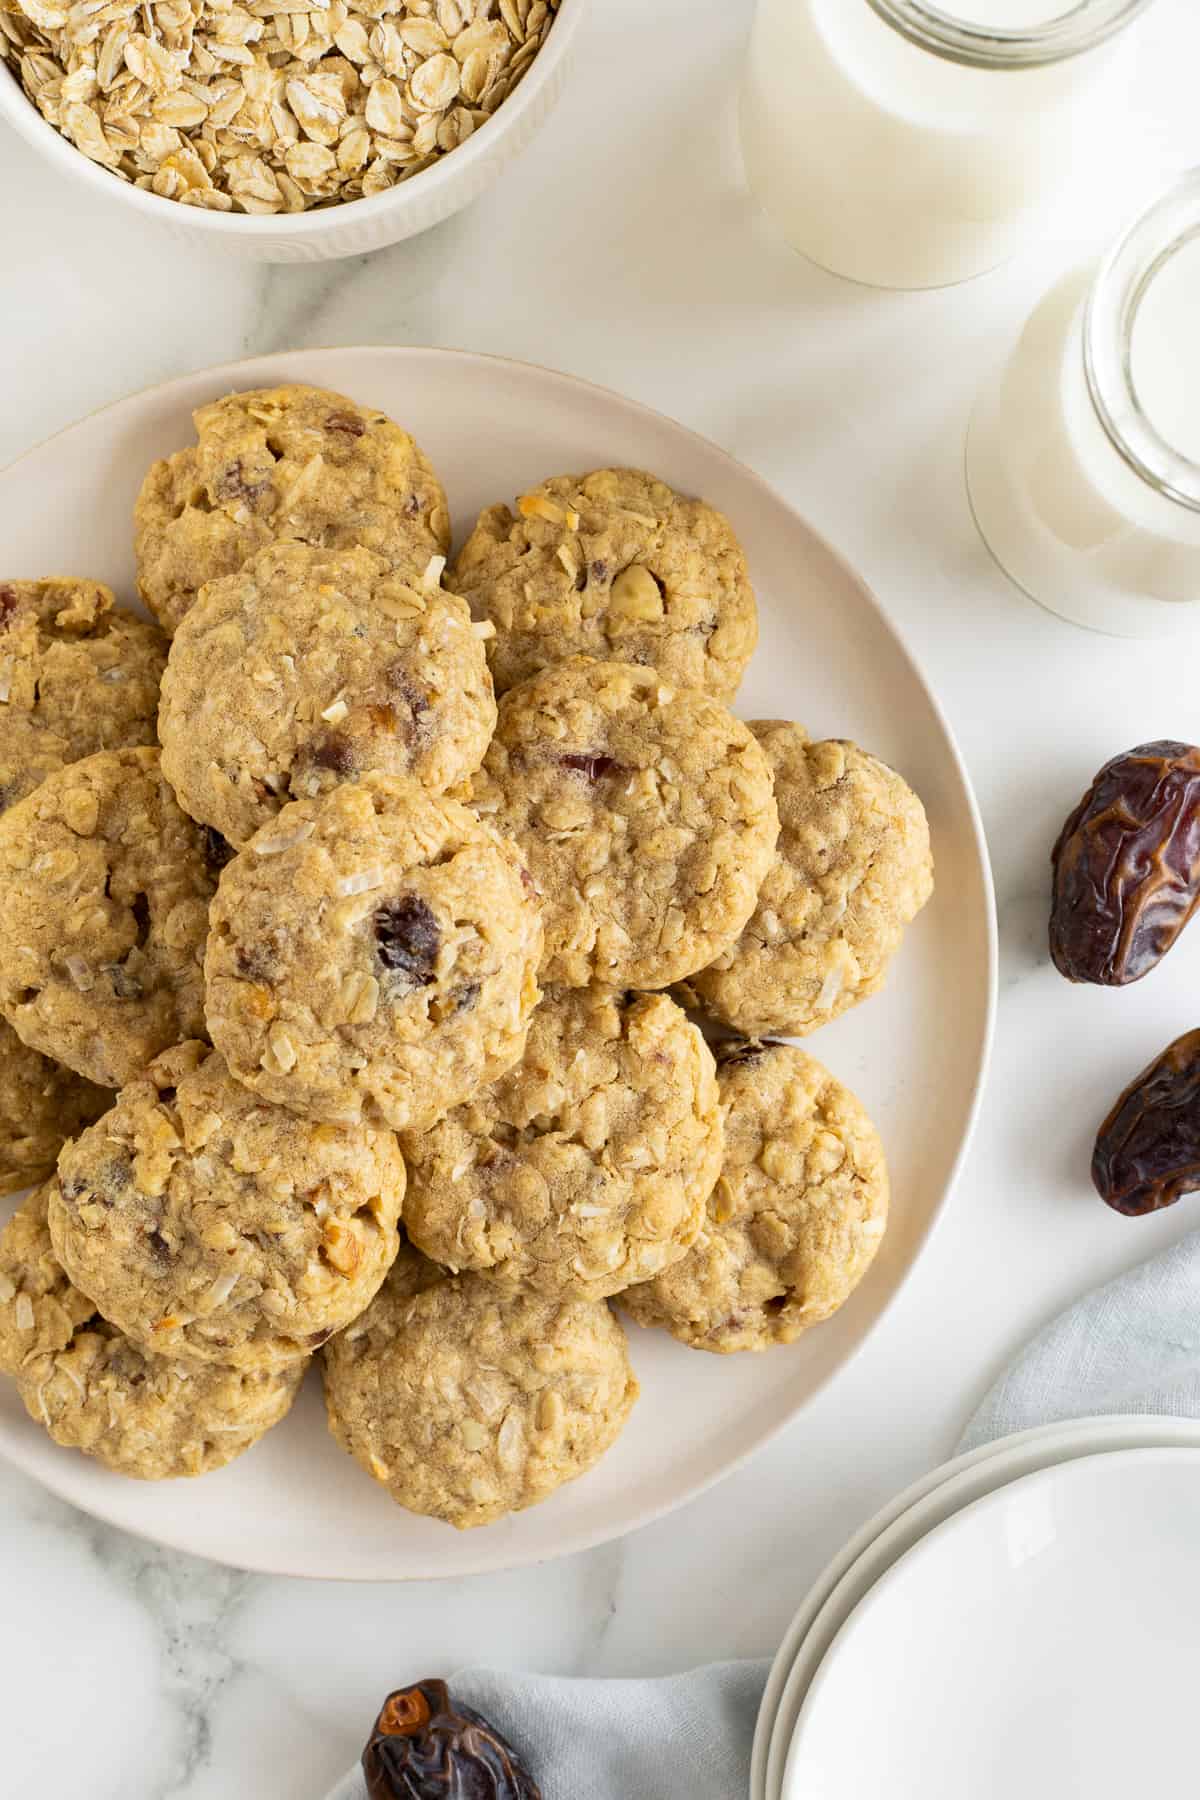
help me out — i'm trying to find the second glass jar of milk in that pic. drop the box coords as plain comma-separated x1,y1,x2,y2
967,169,1200,636
740,0,1155,290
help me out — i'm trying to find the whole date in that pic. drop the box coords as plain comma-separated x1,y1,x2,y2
1050,740,1200,985
1093,1029,1200,1216
363,1679,541,1800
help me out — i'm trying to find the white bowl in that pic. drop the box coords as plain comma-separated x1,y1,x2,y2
0,0,586,263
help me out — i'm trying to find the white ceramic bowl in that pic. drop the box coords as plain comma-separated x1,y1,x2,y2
0,0,586,263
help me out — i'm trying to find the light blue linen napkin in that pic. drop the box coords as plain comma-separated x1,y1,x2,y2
326,1231,1200,1800
958,1230,1200,1452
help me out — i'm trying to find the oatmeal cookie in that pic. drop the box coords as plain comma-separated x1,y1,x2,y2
205,777,543,1132
0,1183,95,1378
450,469,757,701
322,1263,638,1529
0,748,217,1089
47,1041,406,1370
0,1019,111,1197
684,727,933,1036
158,542,495,848
0,577,166,816
402,988,722,1299
622,1040,888,1353
134,385,450,636
472,658,779,990
0,1186,304,1478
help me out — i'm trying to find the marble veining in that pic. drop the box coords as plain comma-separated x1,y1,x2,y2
1,0,1198,1793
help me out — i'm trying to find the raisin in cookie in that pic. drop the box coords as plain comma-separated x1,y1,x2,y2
450,469,757,701
0,747,217,1088
402,988,722,1299
0,1018,110,1197
205,777,543,1132
47,1041,405,1370
472,658,779,990
0,577,166,816
622,1040,888,1354
159,542,496,848
323,1261,638,1529
683,727,933,1036
0,1186,304,1478
134,384,450,636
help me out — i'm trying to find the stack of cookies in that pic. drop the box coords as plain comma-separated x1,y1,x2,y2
0,384,932,1530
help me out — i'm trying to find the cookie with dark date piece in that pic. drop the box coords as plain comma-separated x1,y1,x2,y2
471,657,778,990
204,776,543,1132
159,541,495,849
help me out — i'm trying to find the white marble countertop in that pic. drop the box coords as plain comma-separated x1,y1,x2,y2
3,1,1200,1793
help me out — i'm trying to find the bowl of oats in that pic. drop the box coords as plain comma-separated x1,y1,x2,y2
0,0,580,261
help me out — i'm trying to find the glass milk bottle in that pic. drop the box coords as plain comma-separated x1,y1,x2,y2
740,0,1155,290
967,170,1200,636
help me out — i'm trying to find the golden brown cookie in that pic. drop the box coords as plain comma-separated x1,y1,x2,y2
47,1042,406,1370
451,469,757,700
0,1186,305,1479
683,727,933,1036
134,384,450,635
323,1259,638,1528
0,577,165,816
471,658,779,990
159,541,496,847
0,1018,110,1198
204,777,543,1132
0,748,218,1088
622,1039,888,1353
402,988,722,1299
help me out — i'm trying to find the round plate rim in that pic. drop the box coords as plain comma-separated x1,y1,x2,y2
779,1440,1200,1800
0,345,998,1579
759,1413,1200,1800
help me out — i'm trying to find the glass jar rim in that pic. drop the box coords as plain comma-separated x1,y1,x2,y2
1085,167,1200,516
864,0,1154,68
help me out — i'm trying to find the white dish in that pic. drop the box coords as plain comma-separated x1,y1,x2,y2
780,1446,1200,1800
0,346,994,1579
0,0,585,264
756,1413,1200,1800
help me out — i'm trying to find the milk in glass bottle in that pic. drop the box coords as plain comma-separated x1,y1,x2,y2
967,169,1200,635
740,0,1155,290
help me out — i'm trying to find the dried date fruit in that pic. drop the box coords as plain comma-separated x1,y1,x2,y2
717,1037,781,1068
1050,740,1200,985
1093,1029,1200,1216
363,1679,541,1800
374,895,441,985
201,826,235,876
326,410,367,438
560,751,626,781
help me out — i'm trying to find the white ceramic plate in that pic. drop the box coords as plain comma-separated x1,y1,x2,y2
0,347,995,1578
780,1446,1200,1800
759,1414,1200,1800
